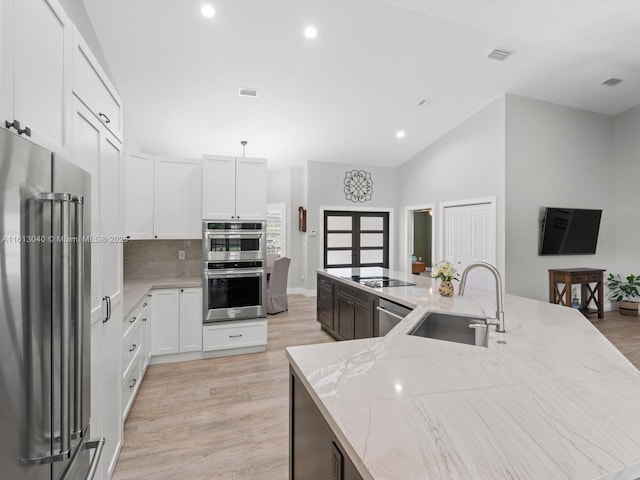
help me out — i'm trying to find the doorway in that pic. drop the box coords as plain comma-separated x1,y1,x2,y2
406,204,435,276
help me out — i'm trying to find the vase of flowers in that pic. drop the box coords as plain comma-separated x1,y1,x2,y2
431,261,459,297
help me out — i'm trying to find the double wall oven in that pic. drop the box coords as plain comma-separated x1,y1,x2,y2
203,220,267,322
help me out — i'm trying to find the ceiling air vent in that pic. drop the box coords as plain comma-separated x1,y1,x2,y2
239,87,259,98
487,48,513,61
601,77,623,87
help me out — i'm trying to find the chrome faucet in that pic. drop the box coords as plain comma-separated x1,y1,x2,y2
458,262,505,333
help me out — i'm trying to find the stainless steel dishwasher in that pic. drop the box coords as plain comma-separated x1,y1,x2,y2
377,298,413,336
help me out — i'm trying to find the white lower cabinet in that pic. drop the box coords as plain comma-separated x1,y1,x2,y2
151,287,203,356
179,288,203,352
99,299,122,480
121,295,151,421
203,319,267,352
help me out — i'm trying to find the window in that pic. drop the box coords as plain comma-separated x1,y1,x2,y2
266,203,286,256
324,211,389,268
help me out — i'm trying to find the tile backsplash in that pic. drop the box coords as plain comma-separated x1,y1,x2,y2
124,240,202,280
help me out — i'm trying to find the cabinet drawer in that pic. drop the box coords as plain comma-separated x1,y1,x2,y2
587,273,603,282
318,274,333,287
72,31,123,140
317,283,333,306
571,274,587,283
121,353,142,421
123,298,150,335
203,320,267,351
122,320,143,379
337,284,371,308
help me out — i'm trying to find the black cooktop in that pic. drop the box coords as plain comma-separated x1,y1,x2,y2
350,275,415,288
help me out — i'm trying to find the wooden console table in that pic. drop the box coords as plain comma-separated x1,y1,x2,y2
412,261,426,274
549,268,605,319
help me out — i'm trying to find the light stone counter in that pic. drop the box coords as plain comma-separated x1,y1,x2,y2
286,267,640,480
123,276,202,317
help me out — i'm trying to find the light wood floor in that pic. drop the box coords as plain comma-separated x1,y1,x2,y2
113,296,640,480
112,294,333,480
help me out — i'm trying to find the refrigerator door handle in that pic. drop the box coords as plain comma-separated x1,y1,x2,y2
72,195,85,437
59,193,72,457
84,438,105,480
23,192,74,464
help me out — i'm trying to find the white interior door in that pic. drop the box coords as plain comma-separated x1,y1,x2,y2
442,201,496,290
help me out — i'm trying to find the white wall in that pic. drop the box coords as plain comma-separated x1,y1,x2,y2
397,95,507,276
614,104,640,275
267,167,307,289
305,160,399,290
505,94,617,301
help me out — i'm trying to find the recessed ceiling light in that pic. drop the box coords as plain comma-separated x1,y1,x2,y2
304,26,318,39
201,4,215,18
396,131,406,139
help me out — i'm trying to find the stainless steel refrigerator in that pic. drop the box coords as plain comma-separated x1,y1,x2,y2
0,127,103,479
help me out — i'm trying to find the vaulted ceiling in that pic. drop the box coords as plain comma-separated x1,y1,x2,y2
83,0,640,170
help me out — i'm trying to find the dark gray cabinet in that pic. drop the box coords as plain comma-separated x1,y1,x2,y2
317,273,378,341
317,273,335,331
290,368,364,480
335,283,375,340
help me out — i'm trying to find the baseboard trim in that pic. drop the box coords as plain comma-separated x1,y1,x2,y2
288,287,316,297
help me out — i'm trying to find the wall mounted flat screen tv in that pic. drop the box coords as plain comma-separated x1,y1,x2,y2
539,207,602,255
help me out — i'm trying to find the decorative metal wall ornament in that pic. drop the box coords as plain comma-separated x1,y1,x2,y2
344,170,373,203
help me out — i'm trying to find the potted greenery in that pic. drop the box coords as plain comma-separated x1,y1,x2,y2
606,273,640,316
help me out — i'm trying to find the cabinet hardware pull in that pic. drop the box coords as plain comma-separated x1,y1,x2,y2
98,112,111,124
229,334,243,338
5,119,19,131
130,316,137,323
18,125,31,136
4,119,30,136
142,317,147,322
129,378,137,389
129,344,137,352
143,302,148,307
103,296,111,323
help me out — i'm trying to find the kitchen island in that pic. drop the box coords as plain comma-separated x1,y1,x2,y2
286,267,640,480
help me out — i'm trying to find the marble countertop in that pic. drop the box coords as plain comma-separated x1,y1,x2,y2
286,268,640,480
123,276,202,317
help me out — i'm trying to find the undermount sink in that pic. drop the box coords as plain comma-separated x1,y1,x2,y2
409,312,489,347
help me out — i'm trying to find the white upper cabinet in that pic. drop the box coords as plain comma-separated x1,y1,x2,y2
202,155,266,220
154,157,202,239
1,0,72,155
202,155,236,219
236,157,268,220
72,26,123,142
124,152,154,239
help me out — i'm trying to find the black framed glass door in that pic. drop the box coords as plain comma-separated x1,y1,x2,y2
323,211,389,268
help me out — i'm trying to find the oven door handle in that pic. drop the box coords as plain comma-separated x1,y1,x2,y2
204,270,264,278
205,232,264,239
